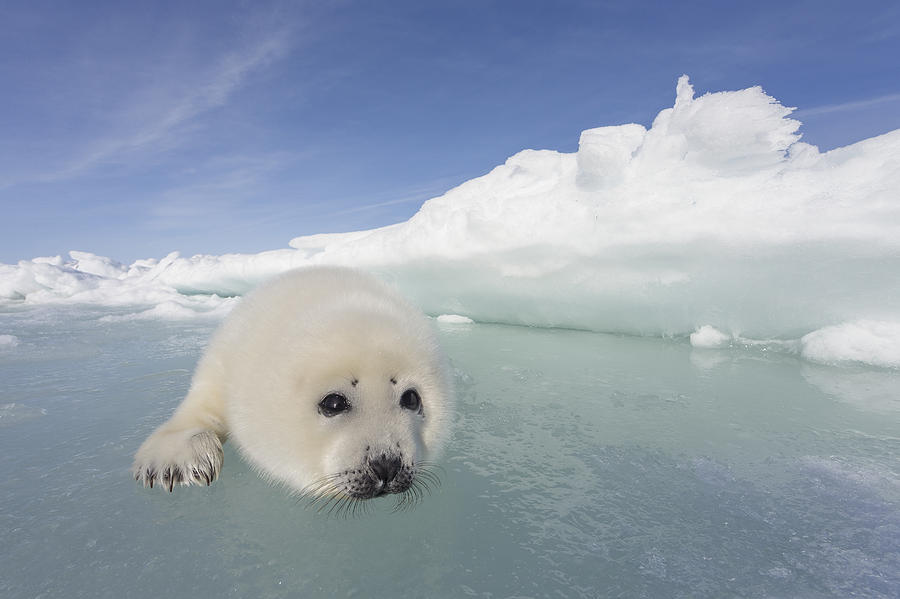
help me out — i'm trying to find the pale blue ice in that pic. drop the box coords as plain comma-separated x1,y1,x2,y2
1,305,897,598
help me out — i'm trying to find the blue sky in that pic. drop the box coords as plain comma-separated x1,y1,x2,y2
2,0,899,264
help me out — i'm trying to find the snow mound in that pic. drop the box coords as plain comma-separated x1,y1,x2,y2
690,326,731,349
801,321,900,369
2,76,899,368
99,296,239,322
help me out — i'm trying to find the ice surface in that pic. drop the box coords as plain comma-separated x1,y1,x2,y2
0,309,897,598
2,76,899,367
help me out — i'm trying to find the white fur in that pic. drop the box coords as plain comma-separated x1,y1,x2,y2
132,267,452,496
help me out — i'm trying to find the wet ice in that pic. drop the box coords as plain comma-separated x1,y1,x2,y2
0,309,897,598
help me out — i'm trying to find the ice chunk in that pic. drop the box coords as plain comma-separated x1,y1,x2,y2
634,75,801,175
801,321,900,368
100,297,238,322
690,326,730,348
436,314,474,324
576,123,646,190
31,255,64,266
68,251,128,278
0,334,19,348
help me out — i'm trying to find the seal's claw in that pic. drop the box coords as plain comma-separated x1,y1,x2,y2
133,429,223,491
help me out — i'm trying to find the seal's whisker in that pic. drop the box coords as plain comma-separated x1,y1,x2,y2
415,462,443,478
415,460,446,474
414,471,440,492
420,474,442,490
392,491,411,513
341,497,356,519
408,488,422,510
331,496,348,519
407,481,422,503
316,490,345,514
326,494,352,518
307,488,340,510
415,479,428,501
417,465,443,480
322,495,346,516
295,458,445,516
418,479,434,497
337,495,365,520
300,482,341,508
295,473,343,500
352,497,369,519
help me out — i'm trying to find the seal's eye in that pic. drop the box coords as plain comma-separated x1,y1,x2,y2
318,393,350,417
400,389,421,412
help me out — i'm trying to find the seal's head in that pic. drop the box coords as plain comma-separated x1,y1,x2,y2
224,275,452,512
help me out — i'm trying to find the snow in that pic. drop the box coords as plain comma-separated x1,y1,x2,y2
436,314,475,324
2,76,899,368
690,325,731,349
801,320,900,369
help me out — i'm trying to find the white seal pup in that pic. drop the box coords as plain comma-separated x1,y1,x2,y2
132,266,452,510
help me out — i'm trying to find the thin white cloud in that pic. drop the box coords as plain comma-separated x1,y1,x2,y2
797,93,900,116
131,35,289,148
38,31,292,183
320,176,465,218
143,151,303,230
325,194,435,216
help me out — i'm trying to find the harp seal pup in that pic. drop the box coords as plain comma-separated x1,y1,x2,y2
132,266,452,508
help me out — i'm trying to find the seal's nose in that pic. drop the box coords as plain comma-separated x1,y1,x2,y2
369,455,401,484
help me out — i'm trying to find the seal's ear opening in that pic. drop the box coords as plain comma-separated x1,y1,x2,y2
318,393,351,417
